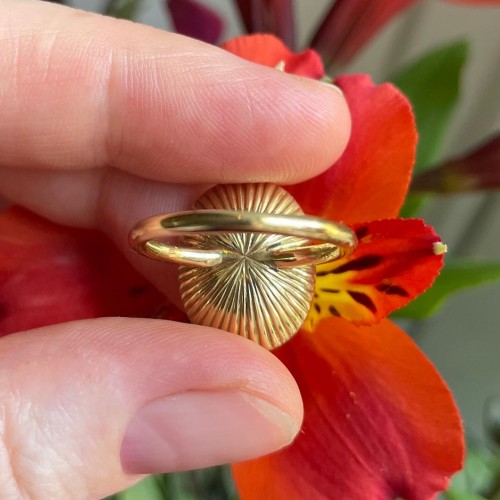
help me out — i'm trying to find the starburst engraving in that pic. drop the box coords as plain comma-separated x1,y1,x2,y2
179,184,315,349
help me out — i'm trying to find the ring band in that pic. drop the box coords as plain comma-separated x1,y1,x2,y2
129,209,357,268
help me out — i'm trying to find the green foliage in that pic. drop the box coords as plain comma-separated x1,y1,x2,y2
444,492,489,500
393,259,500,319
392,41,469,217
162,467,237,500
444,493,488,500
399,193,428,219
115,475,165,500
444,443,500,499
392,40,469,174
111,467,237,500
104,0,142,20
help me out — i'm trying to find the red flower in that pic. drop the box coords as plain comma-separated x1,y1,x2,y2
0,34,464,499
223,35,464,499
0,207,165,333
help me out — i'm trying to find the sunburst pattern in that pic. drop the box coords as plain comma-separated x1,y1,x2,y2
179,184,315,349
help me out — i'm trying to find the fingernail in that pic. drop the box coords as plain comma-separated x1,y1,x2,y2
121,390,299,474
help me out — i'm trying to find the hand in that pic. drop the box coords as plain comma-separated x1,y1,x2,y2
0,1,351,498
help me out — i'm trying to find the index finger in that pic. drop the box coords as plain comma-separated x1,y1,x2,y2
1,0,350,184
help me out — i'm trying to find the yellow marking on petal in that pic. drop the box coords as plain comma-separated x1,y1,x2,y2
302,311,315,333
303,257,381,330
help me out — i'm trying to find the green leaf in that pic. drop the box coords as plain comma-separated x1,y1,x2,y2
444,441,500,499
393,259,500,319
392,40,469,174
115,475,165,500
399,193,428,219
154,468,236,500
443,492,488,500
104,0,142,20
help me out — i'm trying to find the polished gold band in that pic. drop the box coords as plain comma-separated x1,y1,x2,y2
129,210,357,268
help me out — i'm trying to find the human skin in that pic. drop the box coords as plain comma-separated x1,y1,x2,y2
0,1,351,498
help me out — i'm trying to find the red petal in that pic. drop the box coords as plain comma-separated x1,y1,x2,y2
310,0,419,67
233,318,464,499
305,218,444,328
287,74,416,224
167,0,224,45
0,207,164,335
222,34,324,78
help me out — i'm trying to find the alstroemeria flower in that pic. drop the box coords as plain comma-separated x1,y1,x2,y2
222,34,464,499
0,33,464,500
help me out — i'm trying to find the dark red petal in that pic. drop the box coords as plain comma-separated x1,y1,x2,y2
234,0,295,49
411,134,500,193
222,34,324,78
305,218,445,327
156,302,189,323
167,0,224,45
287,74,416,224
233,318,464,499
310,0,419,67
0,207,164,335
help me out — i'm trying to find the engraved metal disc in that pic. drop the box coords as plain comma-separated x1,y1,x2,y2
178,183,315,350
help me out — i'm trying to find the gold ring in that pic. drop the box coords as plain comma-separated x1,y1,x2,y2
128,183,357,350
129,210,356,267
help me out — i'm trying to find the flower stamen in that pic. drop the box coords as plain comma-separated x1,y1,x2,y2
275,60,286,71
433,242,448,255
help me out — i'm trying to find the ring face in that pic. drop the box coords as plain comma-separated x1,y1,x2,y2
179,184,315,349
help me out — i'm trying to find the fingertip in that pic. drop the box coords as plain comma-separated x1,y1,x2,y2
120,388,301,474
263,71,351,184
0,318,302,497
212,63,352,184
119,326,304,473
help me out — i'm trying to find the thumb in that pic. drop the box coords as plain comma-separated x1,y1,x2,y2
0,318,302,499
